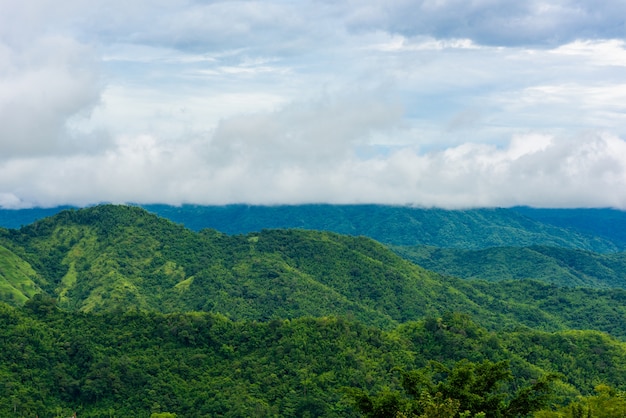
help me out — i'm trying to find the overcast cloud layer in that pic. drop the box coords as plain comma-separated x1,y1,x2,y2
2,0,626,209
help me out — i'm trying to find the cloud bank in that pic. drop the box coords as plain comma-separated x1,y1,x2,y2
1,0,626,209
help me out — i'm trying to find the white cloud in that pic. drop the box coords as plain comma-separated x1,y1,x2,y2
207,94,404,169
0,193,30,209
551,39,626,66
0,35,103,158
3,108,626,209
1,0,626,208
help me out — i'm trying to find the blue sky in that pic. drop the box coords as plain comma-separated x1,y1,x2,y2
1,0,626,208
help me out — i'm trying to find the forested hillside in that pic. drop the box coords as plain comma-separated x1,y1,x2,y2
143,204,625,252
1,205,626,417
512,207,626,249
0,206,75,230
3,300,626,417
396,245,626,289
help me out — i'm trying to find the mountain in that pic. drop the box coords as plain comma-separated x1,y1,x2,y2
0,244,44,304
2,204,626,251
396,245,626,289
2,205,626,339
0,205,438,327
512,207,626,249
2,205,626,416
0,205,76,229
143,204,625,251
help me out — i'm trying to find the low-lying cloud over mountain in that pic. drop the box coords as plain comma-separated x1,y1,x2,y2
2,0,626,208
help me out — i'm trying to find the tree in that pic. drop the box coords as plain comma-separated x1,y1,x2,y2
23,293,58,317
347,360,558,417
535,384,626,418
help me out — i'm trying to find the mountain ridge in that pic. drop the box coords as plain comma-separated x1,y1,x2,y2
2,204,625,251
143,204,626,252
1,204,626,340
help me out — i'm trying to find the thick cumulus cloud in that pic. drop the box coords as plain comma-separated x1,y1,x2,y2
3,101,626,208
2,0,626,208
208,95,404,168
0,36,102,158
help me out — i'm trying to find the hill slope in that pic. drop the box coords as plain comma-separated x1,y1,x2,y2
512,207,626,249
2,205,491,327
0,245,44,303
3,300,626,417
2,205,626,417
396,245,626,289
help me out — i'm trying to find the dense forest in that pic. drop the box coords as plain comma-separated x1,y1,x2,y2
395,245,626,289
1,204,626,417
4,297,626,417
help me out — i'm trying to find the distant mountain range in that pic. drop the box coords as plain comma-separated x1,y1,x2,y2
2,204,626,251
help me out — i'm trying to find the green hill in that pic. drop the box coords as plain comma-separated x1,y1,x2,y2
512,207,626,249
0,205,76,229
396,245,626,289
2,205,481,327
0,244,44,304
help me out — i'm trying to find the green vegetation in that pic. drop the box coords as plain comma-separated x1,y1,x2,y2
347,359,559,418
512,207,626,250
141,204,624,251
1,205,626,338
0,204,626,416
2,301,626,417
535,385,626,417
396,245,626,289
4,205,626,250
0,206,76,230
0,244,43,304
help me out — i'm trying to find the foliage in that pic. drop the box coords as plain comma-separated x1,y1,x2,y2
0,244,43,303
395,245,626,289
0,300,625,417
140,204,623,251
501,328,626,393
512,207,626,250
3,205,626,251
346,359,559,418
0,205,626,417
534,384,626,417
1,205,626,340
0,303,411,417
455,280,626,338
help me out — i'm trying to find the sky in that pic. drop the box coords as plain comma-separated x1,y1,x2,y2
1,0,626,209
